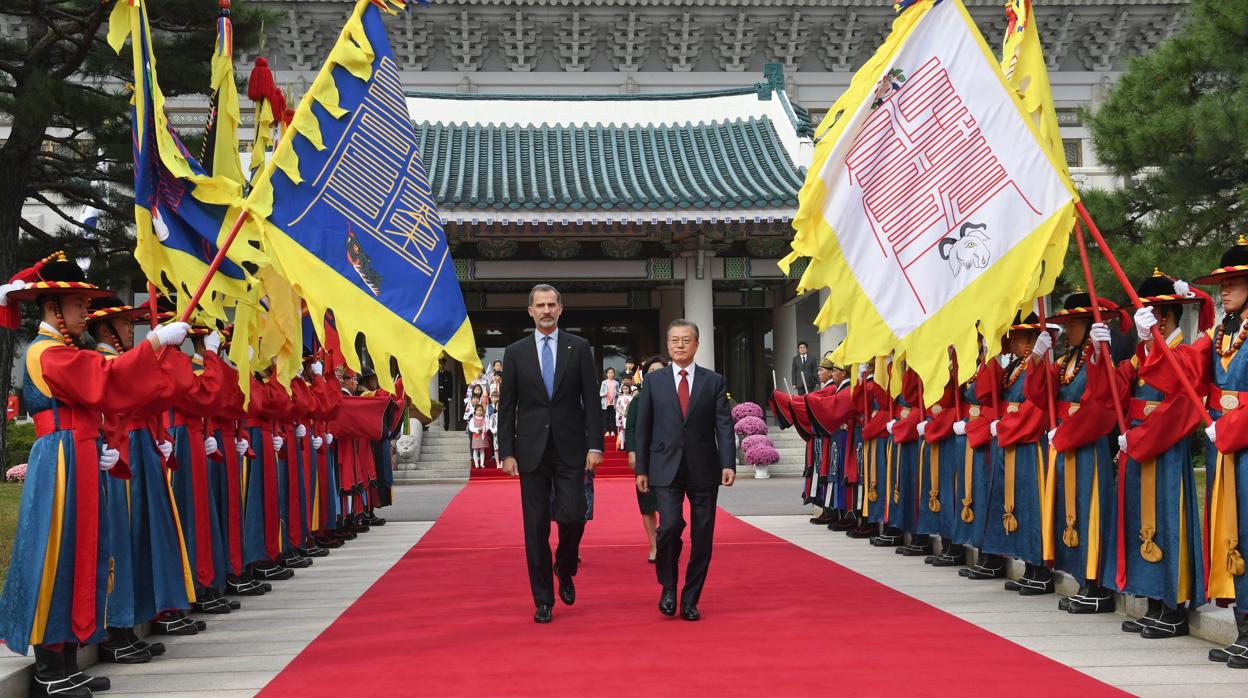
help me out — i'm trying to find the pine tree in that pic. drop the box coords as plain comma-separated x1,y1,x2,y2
0,0,270,467
1078,0,1248,290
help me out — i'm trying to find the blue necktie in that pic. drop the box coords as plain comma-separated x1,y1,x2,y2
541,335,555,398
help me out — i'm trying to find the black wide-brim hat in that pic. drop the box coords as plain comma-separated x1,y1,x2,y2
1193,236,1248,285
1137,270,1202,307
1052,291,1129,326
5,258,111,302
1009,311,1043,332
86,294,150,325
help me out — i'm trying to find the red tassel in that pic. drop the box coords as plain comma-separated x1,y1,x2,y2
247,57,278,104
1193,286,1216,333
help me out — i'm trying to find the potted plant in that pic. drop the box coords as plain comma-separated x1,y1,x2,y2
741,435,780,479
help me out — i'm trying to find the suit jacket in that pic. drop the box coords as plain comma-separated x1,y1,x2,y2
634,364,735,489
791,354,817,393
497,331,604,473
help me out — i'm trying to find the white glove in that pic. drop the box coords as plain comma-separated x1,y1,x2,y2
295,424,307,438
1173,279,1192,297
1047,429,1057,443
325,432,334,445
916,421,928,437
1134,307,1158,341
1089,322,1112,344
99,446,120,471
248,345,255,360
157,440,173,459
1117,433,1128,452
234,438,249,456
272,435,284,452
204,436,218,455
989,420,999,437
952,420,967,436
311,361,324,376
151,322,190,347
0,279,27,305
1206,422,1217,447
1032,330,1053,358
885,419,897,435
203,330,221,353
311,435,324,450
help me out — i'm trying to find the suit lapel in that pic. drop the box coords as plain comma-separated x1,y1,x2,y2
551,333,572,397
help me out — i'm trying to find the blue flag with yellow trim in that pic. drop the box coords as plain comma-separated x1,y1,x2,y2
108,0,260,322
243,0,479,410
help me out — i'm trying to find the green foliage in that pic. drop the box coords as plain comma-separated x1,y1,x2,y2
1080,0,1248,293
3,423,35,470
0,482,23,583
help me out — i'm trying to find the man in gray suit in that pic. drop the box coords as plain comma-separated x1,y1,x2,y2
791,341,816,394
634,319,736,621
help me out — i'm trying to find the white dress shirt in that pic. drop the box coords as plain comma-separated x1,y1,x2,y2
671,361,696,395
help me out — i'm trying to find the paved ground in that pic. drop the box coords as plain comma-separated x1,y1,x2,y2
4,479,1241,696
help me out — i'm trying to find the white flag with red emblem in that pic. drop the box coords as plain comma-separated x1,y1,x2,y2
781,0,1077,404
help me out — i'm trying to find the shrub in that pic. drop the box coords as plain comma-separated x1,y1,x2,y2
3,423,36,470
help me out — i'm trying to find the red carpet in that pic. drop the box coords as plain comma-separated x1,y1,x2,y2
470,434,636,480
261,480,1121,697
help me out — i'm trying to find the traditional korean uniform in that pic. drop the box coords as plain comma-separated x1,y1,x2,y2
243,375,294,580
981,315,1052,595
919,373,964,566
209,352,267,594
1044,293,1122,614
805,367,859,530
1094,272,1209,639
956,357,1007,580
1153,244,1248,663
858,372,895,540
0,257,163,697
310,368,344,546
886,368,928,556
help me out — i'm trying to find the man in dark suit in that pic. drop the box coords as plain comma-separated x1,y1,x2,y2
791,341,816,394
436,356,453,430
497,284,604,624
635,319,736,621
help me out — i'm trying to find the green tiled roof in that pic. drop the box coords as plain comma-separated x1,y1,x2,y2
414,116,805,212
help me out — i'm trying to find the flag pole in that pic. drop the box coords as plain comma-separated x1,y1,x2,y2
1072,220,1129,588
176,208,251,324
146,281,160,329
1074,201,1211,426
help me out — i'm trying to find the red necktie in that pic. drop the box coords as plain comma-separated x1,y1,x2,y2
678,369,690,417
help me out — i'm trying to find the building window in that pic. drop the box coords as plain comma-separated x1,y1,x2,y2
1063,139,1083,167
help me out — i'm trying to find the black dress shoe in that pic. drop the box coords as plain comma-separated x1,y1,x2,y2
534,604,552,624
70,672,110,692
1018,577,1055,596
680,605,701,621
253,565,294,581
135,639,165,657
930,553,965,568
558,577,576,606
659,588,677,617
1068,593,1115,614
963,565,1005,580
869,535,902,547
846,525,876,539
1003,579,1023,592
99,641,152,664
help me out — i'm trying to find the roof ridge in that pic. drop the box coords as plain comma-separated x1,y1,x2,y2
406,85,762,102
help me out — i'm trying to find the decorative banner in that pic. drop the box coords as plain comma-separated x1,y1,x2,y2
244,0,480,411
782,0,1077,404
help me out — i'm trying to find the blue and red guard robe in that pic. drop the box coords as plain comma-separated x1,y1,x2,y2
1038,342,1116,584
980,357,1048,566
918,376,961,540
166,350,224,593
0,328,159,653
1141,328,1241,609
1089,334,1206,608
952,360,1002,550
885,369,924,534
209,360,249,580
806,379,859,515
309,371,343,535
243,376,286,565
857,376,892,525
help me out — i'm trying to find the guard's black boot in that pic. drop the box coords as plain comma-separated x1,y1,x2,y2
299,543,329,558
99,629,152,664
898,534,933,557
846,522,877,539
63,642,111,692
366,511,386,526
1018,566,1055,596
150,614,199,636
1067,585,1115,614
1211,611,1248,665
931,542,966,567
963,555,1006,580
315,533,344,549
193,587,232,614
121,628,164,657
226,575,267,596
31,644,91,697
1122,597,1164,634
252,562,294,581
1140,603,1189,639
279,550,313,569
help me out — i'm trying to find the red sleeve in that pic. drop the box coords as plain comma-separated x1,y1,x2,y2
974,360,1003,407
806,387,855,432
923,382,958,442
38,341,161,413
1051,397,1115,453
1023,357,1057,405
1124,392,1202,462
290,379,314,423
1085,350,1135,412
331,395,391,439
997,365,1047,446
860,382,890,439
1139,333,1213,398
164,351,222,416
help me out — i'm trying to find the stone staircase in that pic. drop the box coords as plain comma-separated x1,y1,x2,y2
763,425,806,477
393,424,470,484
